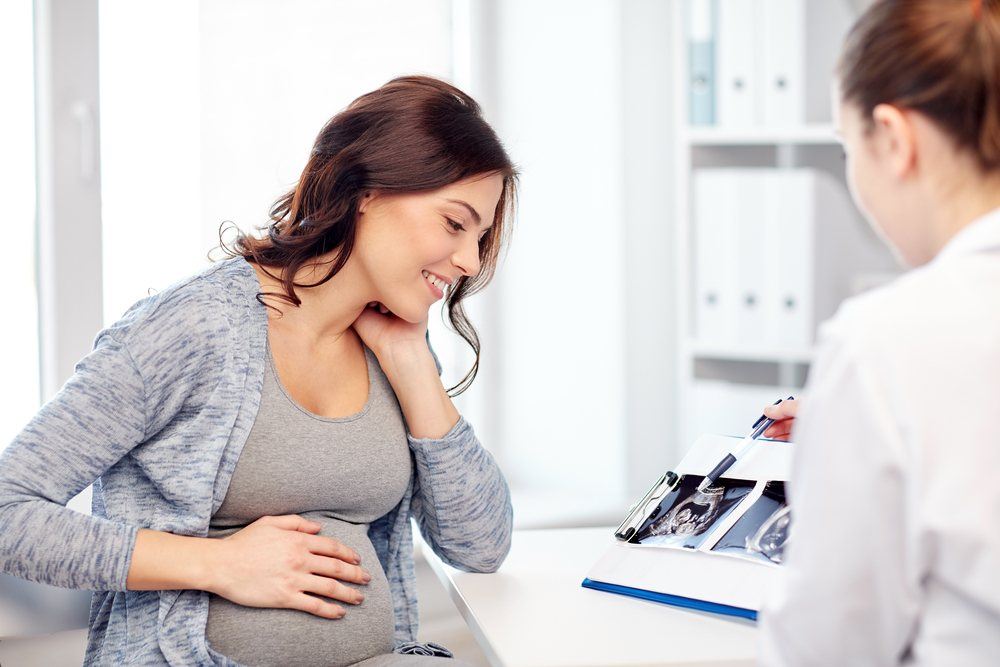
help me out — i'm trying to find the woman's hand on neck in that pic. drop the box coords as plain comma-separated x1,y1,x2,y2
351,304,429,360
252,253,458,439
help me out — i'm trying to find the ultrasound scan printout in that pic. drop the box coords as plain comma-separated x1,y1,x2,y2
710,481,790,566
633,474,755,550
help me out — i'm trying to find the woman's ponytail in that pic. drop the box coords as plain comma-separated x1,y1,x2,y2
838,0,1000,173
976,0,1000,168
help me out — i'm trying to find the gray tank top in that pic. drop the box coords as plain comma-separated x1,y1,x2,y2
205,338,412,667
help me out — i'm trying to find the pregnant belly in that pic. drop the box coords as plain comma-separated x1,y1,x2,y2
205,512,396,667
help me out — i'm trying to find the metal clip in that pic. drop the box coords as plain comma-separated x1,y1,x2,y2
614,470,679,542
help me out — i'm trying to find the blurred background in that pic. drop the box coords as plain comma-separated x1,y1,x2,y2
1,0,891,663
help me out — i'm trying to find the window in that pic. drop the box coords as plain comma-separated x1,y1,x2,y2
99,0,453,325
0,1,41,450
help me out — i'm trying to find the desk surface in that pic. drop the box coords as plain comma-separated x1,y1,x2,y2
424,527,758,667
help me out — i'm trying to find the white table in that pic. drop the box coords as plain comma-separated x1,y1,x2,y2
424,527,758,667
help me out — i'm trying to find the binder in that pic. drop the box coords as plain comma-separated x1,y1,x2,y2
712,0,855,127
759,0,805,126
761,171,812,347
735,173,768,346
758,0,855,125
687,0,716,126
715,0,758,127
692,168,893,351
764,169,889,348
585,434,794,621
693,170,739,346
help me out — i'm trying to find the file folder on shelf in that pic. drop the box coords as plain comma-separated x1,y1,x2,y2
715,0,758,127
583,434,794,621
759,0,806,126
735,175,769,347
759,0,854,126
692,168,891,350
693,170,739,346
763,170,815,347
711,0,854,127
687,0,716,126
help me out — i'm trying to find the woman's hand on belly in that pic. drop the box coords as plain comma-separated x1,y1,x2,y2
204,514,373,619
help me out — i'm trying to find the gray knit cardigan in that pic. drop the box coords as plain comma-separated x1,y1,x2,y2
0,256,513,665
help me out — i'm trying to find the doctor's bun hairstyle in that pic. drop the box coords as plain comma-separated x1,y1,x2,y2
214,75,518,396
838,0,1000,171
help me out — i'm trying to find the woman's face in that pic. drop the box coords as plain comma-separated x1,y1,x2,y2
354,172,504,323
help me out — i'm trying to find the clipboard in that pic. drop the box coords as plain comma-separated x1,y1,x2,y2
583,433,794,621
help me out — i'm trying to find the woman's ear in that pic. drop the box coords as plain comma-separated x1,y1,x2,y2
358,190,375,214
871,103,917,179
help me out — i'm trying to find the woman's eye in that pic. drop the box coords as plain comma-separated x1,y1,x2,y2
446,218,465,232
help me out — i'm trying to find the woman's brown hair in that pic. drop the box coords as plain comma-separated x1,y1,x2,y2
212,75,518,396
838,0,1000,171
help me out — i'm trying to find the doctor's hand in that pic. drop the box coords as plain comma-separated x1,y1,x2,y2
206,514,372,619
762,398,799,441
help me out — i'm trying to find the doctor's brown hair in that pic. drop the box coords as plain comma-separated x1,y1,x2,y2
838,0,1000,171
213,76,518,396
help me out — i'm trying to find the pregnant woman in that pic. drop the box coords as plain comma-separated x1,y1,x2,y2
0,76,516,666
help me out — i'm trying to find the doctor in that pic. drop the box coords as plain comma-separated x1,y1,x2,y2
757,0,1000,665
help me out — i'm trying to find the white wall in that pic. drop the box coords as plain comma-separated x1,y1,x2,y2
620,0,678,498
100,0,453,326
99,0,202,327
198,0,453,258
488,0,629,521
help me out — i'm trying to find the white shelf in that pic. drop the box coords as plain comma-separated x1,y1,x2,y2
682,124,839,146
669,2,864,452
685,340,815,365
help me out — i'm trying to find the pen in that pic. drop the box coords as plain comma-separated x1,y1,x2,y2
696,396,794,493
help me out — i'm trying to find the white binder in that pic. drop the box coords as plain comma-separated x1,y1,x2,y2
758,0,855,126
735,174,768,346
762,171,814,347
715,0,758,127
768,169,889,348
693,168,893,351
694,170,740,345
713,0,855,127
759,0,806,126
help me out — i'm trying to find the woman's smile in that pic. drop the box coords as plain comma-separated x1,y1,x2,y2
421,270,447,300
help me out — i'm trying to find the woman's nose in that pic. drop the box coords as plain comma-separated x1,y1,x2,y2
452,237,482,278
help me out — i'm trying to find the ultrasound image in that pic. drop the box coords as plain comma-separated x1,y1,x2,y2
710,481,790,565
634,474,755,550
